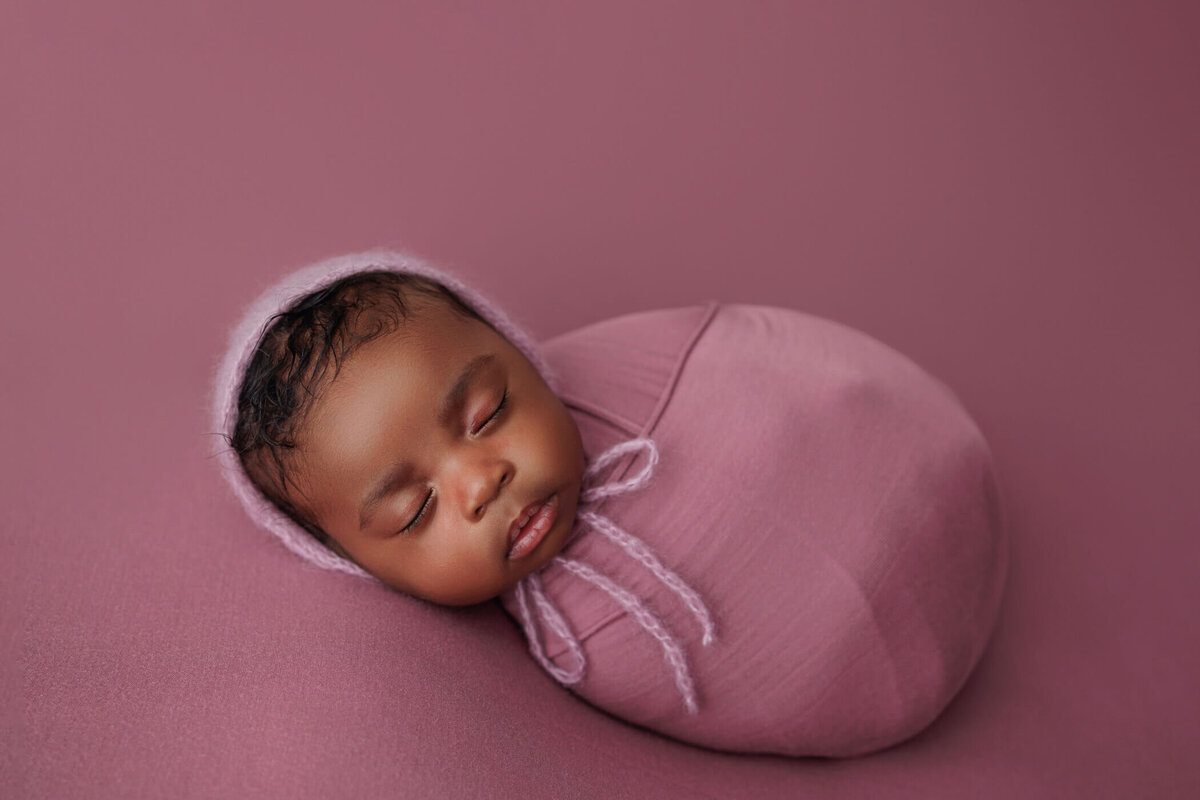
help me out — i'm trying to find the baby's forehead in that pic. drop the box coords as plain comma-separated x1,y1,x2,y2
369,296,499,357
322,301,503,396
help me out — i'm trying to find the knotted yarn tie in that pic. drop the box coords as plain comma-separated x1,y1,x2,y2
512,436,717,715
513,572,586,685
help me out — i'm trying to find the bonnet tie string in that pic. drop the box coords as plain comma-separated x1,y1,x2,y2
512,437,716,715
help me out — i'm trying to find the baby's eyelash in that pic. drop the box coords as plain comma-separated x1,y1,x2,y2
475,389,509,434
400,490,433,534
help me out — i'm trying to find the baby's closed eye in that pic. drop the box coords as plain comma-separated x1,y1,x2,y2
399,489,434,534
472,388,508,435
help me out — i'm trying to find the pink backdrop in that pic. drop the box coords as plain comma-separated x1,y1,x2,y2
4,2,1198,797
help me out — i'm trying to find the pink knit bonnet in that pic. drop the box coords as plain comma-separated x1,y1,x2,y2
211,248,555,580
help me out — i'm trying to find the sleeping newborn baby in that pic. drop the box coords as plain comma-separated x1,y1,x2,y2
213,249,1008,758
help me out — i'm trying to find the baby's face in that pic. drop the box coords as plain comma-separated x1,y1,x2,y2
287,299,585,605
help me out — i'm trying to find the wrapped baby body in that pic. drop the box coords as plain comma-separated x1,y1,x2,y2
501,303,1008,757
215,251,1007,759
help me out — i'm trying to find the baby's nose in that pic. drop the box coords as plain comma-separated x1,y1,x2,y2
465,460,513,520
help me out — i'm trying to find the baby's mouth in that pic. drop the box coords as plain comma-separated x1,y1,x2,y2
507,494,559,560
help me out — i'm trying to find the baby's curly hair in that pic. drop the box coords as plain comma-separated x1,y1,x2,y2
228,270,486,549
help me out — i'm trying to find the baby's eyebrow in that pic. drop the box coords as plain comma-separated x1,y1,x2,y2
358,352,498,532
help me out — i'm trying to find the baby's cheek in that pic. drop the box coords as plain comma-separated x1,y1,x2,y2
417,550,496,606
550,401,585,468
516,406,561,462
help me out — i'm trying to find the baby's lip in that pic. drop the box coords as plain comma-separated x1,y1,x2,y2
507,493,557,550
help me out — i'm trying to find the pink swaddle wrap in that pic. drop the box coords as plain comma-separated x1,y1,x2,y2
213,250,1008,757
